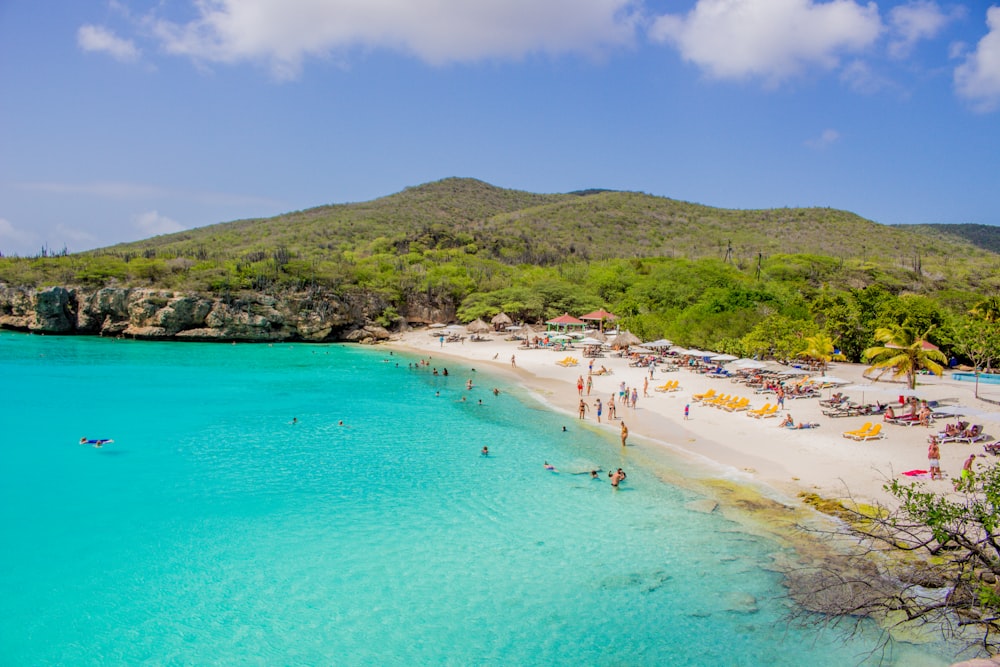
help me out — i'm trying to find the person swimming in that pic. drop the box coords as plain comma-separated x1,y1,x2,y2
544,462,557,471
80,437,113,447
481,446,489,456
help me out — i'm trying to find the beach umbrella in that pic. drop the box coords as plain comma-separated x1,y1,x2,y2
579,337,605,346
648,339,673,347
779,368,810,376
613,331,642,348
815,376,850,385
841,383,891,404
490,312,513,328
710,353,738,362
630,346,655,354
730,359,766,369
466,318,492,334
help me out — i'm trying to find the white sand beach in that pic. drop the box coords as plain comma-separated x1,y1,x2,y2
387,329,1000,507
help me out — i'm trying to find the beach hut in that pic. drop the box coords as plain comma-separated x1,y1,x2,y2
490,312,513,331
579,309,618,333
545,313,587,333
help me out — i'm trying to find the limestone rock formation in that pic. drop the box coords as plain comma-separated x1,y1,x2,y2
0,284,422,343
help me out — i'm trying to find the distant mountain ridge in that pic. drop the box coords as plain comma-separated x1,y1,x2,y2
898,223,1000,254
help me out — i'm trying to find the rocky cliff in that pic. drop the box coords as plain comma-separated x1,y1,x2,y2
0,285,455,343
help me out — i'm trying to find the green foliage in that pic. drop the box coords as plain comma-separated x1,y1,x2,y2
875,458,1000,649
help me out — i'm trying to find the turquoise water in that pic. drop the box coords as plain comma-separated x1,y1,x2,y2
953,371,1000,385
0,332,948,665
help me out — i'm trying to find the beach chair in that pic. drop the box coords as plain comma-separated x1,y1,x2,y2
842,422,874,439
955,425,986,444
707,394,731,408
746,403,772,418
724,397,750,412
759,404,780,418
556,357,578,367
654,380,676,393
851,423,884,441
692,388,716,403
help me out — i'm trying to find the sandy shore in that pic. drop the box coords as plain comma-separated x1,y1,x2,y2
386,329,1000,507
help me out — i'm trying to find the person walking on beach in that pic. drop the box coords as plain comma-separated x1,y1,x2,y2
594,398,603,424
578,399,589,419
684,403,690,420
776,386,786,410
511,355,516,368
927,437,942,480
589,359,594,374
631,388,639,410
643,377,649,397
961,454,977,484
577,376,585,396
620,422,629,447
586,375,593,396
608,395,617,420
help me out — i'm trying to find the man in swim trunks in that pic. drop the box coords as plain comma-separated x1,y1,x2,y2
927,437,942,480
609,468,626,488
594,398,603,423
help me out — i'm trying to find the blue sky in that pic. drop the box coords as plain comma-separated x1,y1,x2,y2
1,0,999,256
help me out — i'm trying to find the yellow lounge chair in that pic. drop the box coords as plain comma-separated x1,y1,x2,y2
759,404,780,418
850,423,884,441
707,394,731,408
692,388,716,402
747,403,771,417
654,381,675,393
556,357,578,367
842,422,874,439
724,397,751,412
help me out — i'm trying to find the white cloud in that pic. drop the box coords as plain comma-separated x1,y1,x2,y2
134,211,186,236
954,6,1000,112
0,218,38,251
148,0,641,79
804,128,841,149
14,181,281,208
649,0,882,86
887,1,963,59
78,24,141,62
54,224,98,247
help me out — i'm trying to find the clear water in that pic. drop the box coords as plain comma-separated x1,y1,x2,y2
953,371,1000,385
0,332,950,666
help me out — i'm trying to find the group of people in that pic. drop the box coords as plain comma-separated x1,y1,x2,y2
544,462,628,488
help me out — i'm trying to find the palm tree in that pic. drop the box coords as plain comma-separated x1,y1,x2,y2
970,296,1000,323
862,325,947,390
797,332,846,373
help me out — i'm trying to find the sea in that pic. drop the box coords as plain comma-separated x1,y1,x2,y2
0,331,955,666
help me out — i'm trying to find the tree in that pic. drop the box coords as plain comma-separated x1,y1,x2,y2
954,317,1000,398
862,325,947,389
797,332,847,373
861,459,1000,654
789,460,1000,661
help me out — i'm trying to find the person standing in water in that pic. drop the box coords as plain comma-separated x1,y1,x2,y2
578,399,589,420
620,422,629,447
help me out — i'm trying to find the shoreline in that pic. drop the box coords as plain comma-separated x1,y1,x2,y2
385,329,1000,509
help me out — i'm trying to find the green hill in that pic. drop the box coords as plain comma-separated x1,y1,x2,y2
87,177,994,272
898,223,1000,255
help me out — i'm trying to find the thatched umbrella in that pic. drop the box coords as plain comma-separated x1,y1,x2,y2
612,330,642,349
466,318,492,334
490,312,513,330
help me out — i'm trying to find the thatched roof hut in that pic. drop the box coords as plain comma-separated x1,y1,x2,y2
490,312,513,330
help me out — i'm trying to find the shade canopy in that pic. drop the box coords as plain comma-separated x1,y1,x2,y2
612,330,642,347
490,312,513,326
546,313,587,331
466,318,492,334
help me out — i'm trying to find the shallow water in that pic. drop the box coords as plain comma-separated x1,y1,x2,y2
0,332,952,665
